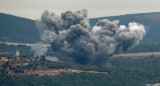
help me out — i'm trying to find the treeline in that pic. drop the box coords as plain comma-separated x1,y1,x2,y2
110,59,160,71
1,43,160,58
0,43,33,57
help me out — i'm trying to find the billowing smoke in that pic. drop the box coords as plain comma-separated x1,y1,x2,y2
36,9,146,65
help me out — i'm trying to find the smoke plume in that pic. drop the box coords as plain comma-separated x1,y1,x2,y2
31,42,47,57
45,56,59,62
36,9,146,65
31,42,59,62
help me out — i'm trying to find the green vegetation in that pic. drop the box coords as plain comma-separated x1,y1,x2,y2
122,43,160,53
1,42,160,59
0,71,153,86
0,43,33,57
1,58,160,86
110,59,160,70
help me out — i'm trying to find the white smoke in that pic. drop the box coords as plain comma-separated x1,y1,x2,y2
31,42,59,62
31,42,47,57
45,56,59,62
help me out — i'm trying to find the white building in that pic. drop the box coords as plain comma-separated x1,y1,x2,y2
16,49,20,57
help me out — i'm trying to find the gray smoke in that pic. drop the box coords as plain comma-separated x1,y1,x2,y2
37,9,146,65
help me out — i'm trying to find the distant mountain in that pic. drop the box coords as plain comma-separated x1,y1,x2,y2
90,12,160,43
0,13,40,43
0,12,160,43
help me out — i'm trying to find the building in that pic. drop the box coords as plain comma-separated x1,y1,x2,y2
0,57,8,62
15,49,20,60
16,50,20,57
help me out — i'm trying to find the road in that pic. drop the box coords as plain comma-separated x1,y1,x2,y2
0,42,51,47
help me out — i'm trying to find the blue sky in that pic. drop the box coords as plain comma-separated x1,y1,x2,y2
0,0,160,19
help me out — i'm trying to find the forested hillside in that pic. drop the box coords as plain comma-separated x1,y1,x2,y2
0,13,40,43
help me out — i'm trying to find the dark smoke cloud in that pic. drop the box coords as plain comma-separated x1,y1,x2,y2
41,10,63,34
37,9,146,65
61,9,90,29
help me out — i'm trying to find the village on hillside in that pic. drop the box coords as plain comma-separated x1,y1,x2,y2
0,50,107,76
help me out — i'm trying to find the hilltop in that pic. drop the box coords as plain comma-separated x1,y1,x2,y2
0,13,40,43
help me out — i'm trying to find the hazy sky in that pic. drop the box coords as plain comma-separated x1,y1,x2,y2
0,0,160,20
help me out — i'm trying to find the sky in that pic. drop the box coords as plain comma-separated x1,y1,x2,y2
0,0,160,20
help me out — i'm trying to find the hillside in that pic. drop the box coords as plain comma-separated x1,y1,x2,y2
1,57,160,86
0,12,160,43
0,13,40,43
